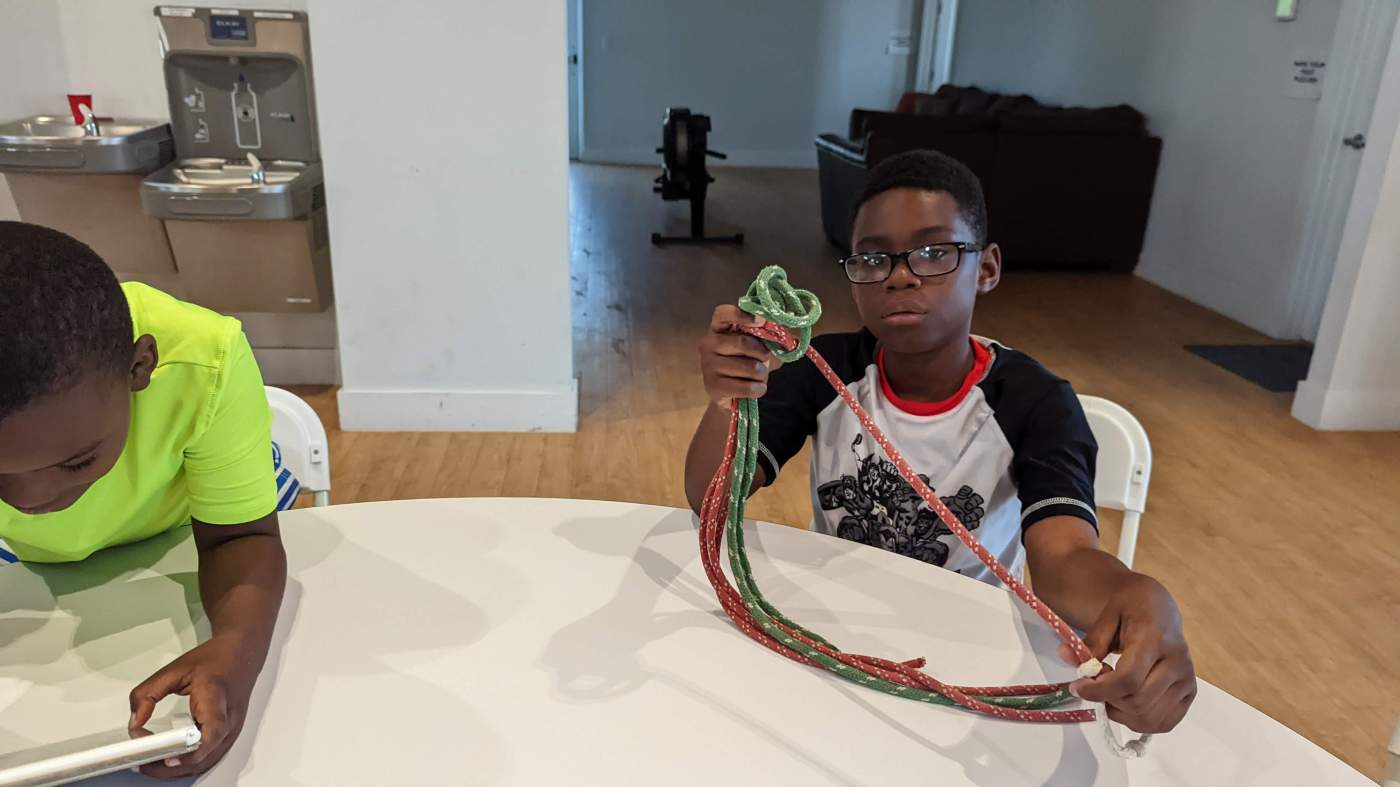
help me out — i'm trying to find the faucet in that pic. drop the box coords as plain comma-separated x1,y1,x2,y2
78,104,100,137
247,152,266,185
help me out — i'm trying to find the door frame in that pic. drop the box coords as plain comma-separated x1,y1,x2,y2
1283,0,1398,340
567,0,584,160
913,0,959,93
1293,9,1400,427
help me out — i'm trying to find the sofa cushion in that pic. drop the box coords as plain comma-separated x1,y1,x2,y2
998,104,1147,136
868,110,996,134
951,85,998,114
912,93,957,116
897,85,1002,117
987,94,1039,115
894,92,926,114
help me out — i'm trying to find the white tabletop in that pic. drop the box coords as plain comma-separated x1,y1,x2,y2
0,498,1371,786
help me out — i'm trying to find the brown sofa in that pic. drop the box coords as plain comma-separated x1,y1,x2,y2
815,85,1162,271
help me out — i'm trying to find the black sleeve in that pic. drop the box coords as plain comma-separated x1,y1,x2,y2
754,332,856,486
754,354,822,487
1013,381,1099,533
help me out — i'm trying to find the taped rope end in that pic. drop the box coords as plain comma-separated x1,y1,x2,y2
1077,658,1103,678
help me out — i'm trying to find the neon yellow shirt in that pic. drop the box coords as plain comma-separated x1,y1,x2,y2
0,283,276,563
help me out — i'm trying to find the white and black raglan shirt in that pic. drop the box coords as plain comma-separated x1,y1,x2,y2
756,330,1098,585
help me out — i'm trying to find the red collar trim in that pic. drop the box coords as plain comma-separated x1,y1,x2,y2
876,338,991,416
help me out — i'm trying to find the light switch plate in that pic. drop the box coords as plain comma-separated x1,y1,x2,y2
887,34,912,56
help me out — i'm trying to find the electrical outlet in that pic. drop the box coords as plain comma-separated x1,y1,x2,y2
886,34,912,56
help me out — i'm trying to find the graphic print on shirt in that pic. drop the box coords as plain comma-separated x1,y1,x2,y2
815,434,986,567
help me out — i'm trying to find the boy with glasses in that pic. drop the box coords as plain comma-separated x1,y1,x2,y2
684,150,1195,735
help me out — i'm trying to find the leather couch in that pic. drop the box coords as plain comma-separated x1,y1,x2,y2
815,85,1162,271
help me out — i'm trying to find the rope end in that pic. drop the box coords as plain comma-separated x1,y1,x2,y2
1077,658,1103,679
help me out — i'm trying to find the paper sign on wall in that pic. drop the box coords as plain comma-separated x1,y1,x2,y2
1286,48,1327,100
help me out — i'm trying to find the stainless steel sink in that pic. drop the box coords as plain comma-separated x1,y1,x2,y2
142,158,323,221
0,116,173,174
171,158,305,188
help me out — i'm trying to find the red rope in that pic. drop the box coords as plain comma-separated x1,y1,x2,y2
698,321,1098,723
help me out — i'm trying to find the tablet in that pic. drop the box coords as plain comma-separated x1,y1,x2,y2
0,718,201,787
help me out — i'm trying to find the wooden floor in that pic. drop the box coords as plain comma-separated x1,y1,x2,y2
293,164,1400,778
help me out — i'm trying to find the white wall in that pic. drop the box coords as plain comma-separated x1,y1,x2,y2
1295,16,1400,430
953,0,1163,109
951,0,1342,338
45,0,309,118
1,0,576,424
309,0,578,431
0,0,336,386
0,1,68,220
0,0,302,217
580,0,921,168
55,0,181,119
0,1,310,219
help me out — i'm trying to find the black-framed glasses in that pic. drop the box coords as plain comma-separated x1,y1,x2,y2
837,242,984,284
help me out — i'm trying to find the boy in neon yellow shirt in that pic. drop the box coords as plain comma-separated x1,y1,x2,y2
0,222,286,778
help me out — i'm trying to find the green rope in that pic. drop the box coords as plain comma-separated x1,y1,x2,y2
737,265,822,362
725,265,1075,711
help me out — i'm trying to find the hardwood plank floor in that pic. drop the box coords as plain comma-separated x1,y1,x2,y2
290,163,1399,778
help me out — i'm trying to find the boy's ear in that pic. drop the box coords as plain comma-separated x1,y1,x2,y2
130,335,158,393
976,243,1003,295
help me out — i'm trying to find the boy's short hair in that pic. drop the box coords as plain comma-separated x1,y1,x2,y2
0,222,133,422
853,149,989,245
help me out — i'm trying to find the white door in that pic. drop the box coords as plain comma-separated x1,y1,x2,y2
1287,0,1399,341
567,0,582,160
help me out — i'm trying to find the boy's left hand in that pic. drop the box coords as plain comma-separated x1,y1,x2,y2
128,636,254,779
1062,574,1197,734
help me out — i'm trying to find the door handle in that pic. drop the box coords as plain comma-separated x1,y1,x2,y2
1343,133,1367,150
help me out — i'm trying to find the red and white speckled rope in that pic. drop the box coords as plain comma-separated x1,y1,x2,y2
699,317,1150,756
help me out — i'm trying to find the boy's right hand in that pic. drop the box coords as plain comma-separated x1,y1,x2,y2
698,305,777,406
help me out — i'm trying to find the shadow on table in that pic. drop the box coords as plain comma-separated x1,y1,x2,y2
541,507,1127,786
541,508,722,699
4,511,512,786
191,511,509,786
1,527,204,700
1,526,289,786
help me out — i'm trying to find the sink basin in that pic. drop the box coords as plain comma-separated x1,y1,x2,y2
0,116,173,174
0,116,169,145
141,158,323,221
172,158,305,188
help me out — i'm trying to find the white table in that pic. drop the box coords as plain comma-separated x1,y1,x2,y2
0,498,1372,786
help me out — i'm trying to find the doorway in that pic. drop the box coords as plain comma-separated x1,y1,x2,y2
567,0,582,160
913,0,959,93
1287,0,1399,342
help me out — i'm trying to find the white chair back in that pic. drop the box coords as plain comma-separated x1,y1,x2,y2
1079,395,1152,568
266,386,331,507
1384,717,1400,787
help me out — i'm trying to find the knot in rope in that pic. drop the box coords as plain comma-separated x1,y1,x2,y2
737,265,822,362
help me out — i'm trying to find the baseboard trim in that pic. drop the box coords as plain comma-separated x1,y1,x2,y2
579,147,816,169
1293,378,1400,430
252,347,340,386
337,381,580,432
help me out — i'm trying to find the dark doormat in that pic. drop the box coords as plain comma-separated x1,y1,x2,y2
1185,344,1314,393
